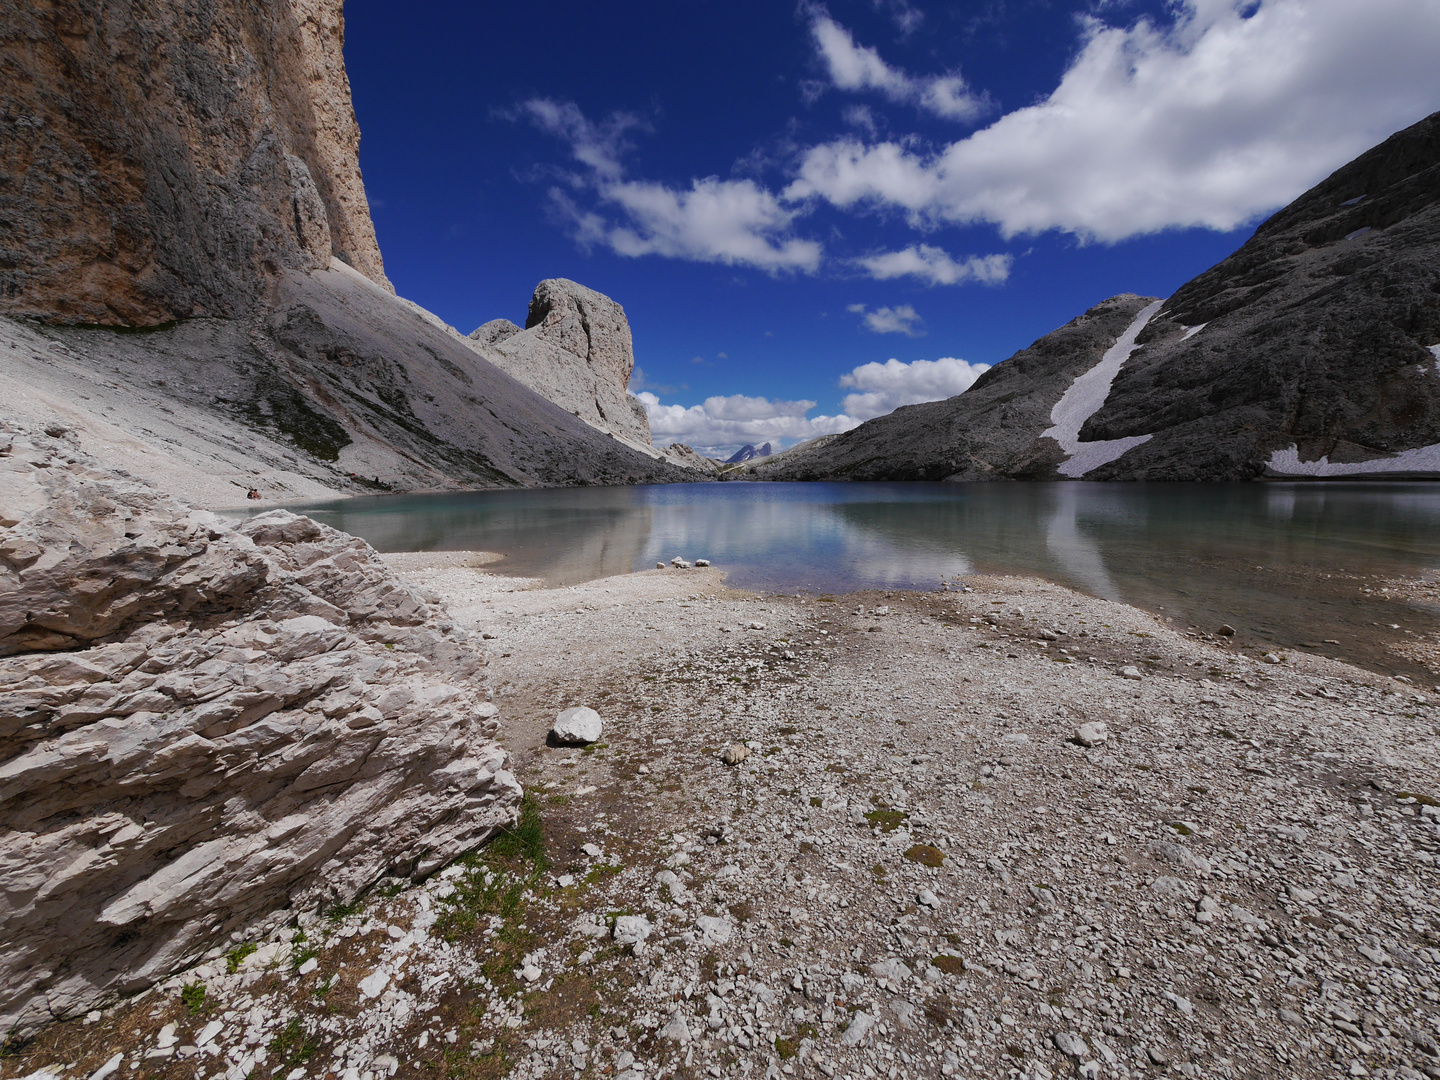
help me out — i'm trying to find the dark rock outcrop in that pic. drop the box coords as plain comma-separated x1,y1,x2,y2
0,0,391,325
749,110,1440,482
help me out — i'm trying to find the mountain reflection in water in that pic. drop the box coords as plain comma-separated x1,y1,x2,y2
256,481,1440,677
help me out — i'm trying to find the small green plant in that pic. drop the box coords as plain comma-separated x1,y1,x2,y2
269,1019,320,1070
181,983,207,1014
326,896,364,922
225,942,257,974
864,808,907,833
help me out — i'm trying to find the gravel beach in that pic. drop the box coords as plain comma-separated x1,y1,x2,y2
7,556,1439,1080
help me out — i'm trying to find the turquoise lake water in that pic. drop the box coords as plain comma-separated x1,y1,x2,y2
256,481,1440,678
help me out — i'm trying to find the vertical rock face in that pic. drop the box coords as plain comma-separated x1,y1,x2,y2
467,279,655,450
0,426,520,1036
0,0,390,325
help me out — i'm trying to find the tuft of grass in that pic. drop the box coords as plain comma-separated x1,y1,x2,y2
774,1038,799,1059
268,1018,320,1070
488,793,549,871
932,955,966,975
224,942,257,974
1397,791,1440,807
181,983,208,1014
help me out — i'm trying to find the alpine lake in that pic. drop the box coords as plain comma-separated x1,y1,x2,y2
249,480,1440,682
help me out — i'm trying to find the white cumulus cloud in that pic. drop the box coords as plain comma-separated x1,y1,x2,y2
523,99,821,273
809,11,988,121
838,356,991,420
787,0,1440,241
857,244,1012,286
637,391,859,457
847,303,924,336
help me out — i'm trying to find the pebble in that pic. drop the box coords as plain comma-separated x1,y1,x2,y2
1074,721,1108,747
1120,665,1142,680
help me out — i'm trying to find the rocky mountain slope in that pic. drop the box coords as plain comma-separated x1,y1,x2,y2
745,296,1158,481
0,0,390,325
748,110,1440,483
466,279,654,452
0,425,521,1036
0,1,694,503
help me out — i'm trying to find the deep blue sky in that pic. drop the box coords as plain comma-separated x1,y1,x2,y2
343,0,1440,452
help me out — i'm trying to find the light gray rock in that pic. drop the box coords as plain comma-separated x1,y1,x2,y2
0,432,521,1037
612,916,653,946
1054,1032,1088,1058
1148,841,1212,876
1120,666,1143,680
1074,721,1109,747
695,916,733,945
658,1011,692,1043
840,1011,876,1047
551,706,603,745
466,279,653,449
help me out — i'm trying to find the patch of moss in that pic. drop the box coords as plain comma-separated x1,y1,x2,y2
904,844,946,867
931,955,966,975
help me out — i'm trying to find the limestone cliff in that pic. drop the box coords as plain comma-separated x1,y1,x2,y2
0,0,390,325
467,279,655,450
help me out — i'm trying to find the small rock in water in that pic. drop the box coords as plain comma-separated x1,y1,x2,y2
656,562,665,569
695,558,710,567
1120,665,1142,680
721,744,749,766
1074,721,1108,747
551,706,603,745
1217,624,1236,636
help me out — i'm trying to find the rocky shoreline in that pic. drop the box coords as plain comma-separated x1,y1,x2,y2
5,537,1438,1080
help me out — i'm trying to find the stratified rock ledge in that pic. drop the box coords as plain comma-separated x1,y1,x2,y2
0,424,521,1036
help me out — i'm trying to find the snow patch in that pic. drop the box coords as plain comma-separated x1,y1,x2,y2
1180,323,1207,341
1340,195,1366,207
1429,344,1440,376
1267,443,1440,477
1344,227,1372,241
1042,300,1164,478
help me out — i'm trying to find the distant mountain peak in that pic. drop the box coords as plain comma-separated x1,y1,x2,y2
725,442,773,464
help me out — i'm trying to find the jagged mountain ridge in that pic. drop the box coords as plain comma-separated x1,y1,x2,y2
748,110,1440,483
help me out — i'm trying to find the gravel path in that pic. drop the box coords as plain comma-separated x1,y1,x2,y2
7,560,1438,1080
